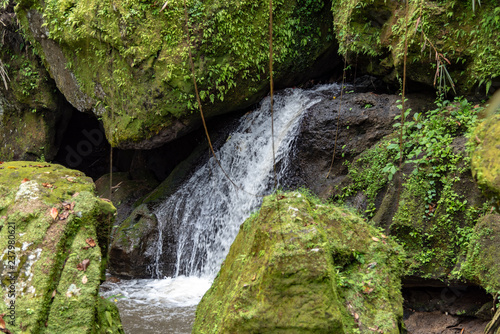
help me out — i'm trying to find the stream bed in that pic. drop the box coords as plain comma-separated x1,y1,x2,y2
100,276,212,333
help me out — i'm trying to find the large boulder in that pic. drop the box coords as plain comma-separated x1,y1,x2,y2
193,192,406,334
0,161,122,333
14,0,339,149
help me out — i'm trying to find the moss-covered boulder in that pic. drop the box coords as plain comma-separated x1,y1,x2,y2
193,192,406,334
461,214,500,294
471,114,500,204
0,161,123,333
0,3,70,161
14,0,338,149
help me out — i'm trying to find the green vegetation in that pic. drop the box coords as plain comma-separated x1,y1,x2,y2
331,0,500,93
336,97,496,278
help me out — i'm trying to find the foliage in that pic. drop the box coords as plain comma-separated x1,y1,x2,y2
14,0,334,146
331,0,500,93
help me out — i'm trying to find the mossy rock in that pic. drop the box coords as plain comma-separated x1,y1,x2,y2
0,3,68,162
461,214,500,294
331,0,500,93
0,161,122,333
193,191,405,334
471,114,500,204
15,0,338,149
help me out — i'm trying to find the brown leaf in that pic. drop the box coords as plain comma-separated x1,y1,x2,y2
371,237,380,242
50,207,59,220
66,177,75,183
70,202,75,210
82,275,88,284
21,178,30,183
86,238,96,248
42,183,53,188
59,211,70,220
51,290,57,298
62,201,71,210
0,314,5,329
251,274,256,281
72,192,80,197
77,259,90,271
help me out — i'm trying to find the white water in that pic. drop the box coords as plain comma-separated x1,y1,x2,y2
100,84,341,333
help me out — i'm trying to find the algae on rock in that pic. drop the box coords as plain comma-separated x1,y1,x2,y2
0,161,122,334
193,191,405,334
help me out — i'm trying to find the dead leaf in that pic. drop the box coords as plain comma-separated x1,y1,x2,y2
251,274,256,281
21,178,30,183
86,238,96,248
7,166,17,169
0,161,3,164
82,275,88,284
50,207,59,220
59,211,70,220
62,201,71,210
66,177,75,183
0,314,11,334
72,192,80,197
77,259,90,271
70,202,75,210
51,290,57,298
371,237,380,242
42,183,53,188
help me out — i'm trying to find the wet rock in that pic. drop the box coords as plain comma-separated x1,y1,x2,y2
289,91,434,197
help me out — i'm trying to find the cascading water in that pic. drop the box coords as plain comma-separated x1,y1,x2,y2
100,84,341,334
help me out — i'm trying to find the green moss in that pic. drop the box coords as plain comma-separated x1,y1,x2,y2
193,191,405,334
332,0,500,93
471,114,500,204
0,161,119,333
461,214,500,294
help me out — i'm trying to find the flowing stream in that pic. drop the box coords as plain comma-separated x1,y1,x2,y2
100,84,341,333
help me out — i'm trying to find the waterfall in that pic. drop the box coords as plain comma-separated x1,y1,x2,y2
149,84,340,279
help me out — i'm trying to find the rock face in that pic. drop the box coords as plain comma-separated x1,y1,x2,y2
471,114,500,204
331,0,500,93
289,90,434,197
0,161,122,333
14,0,339,149
193,192,405,334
